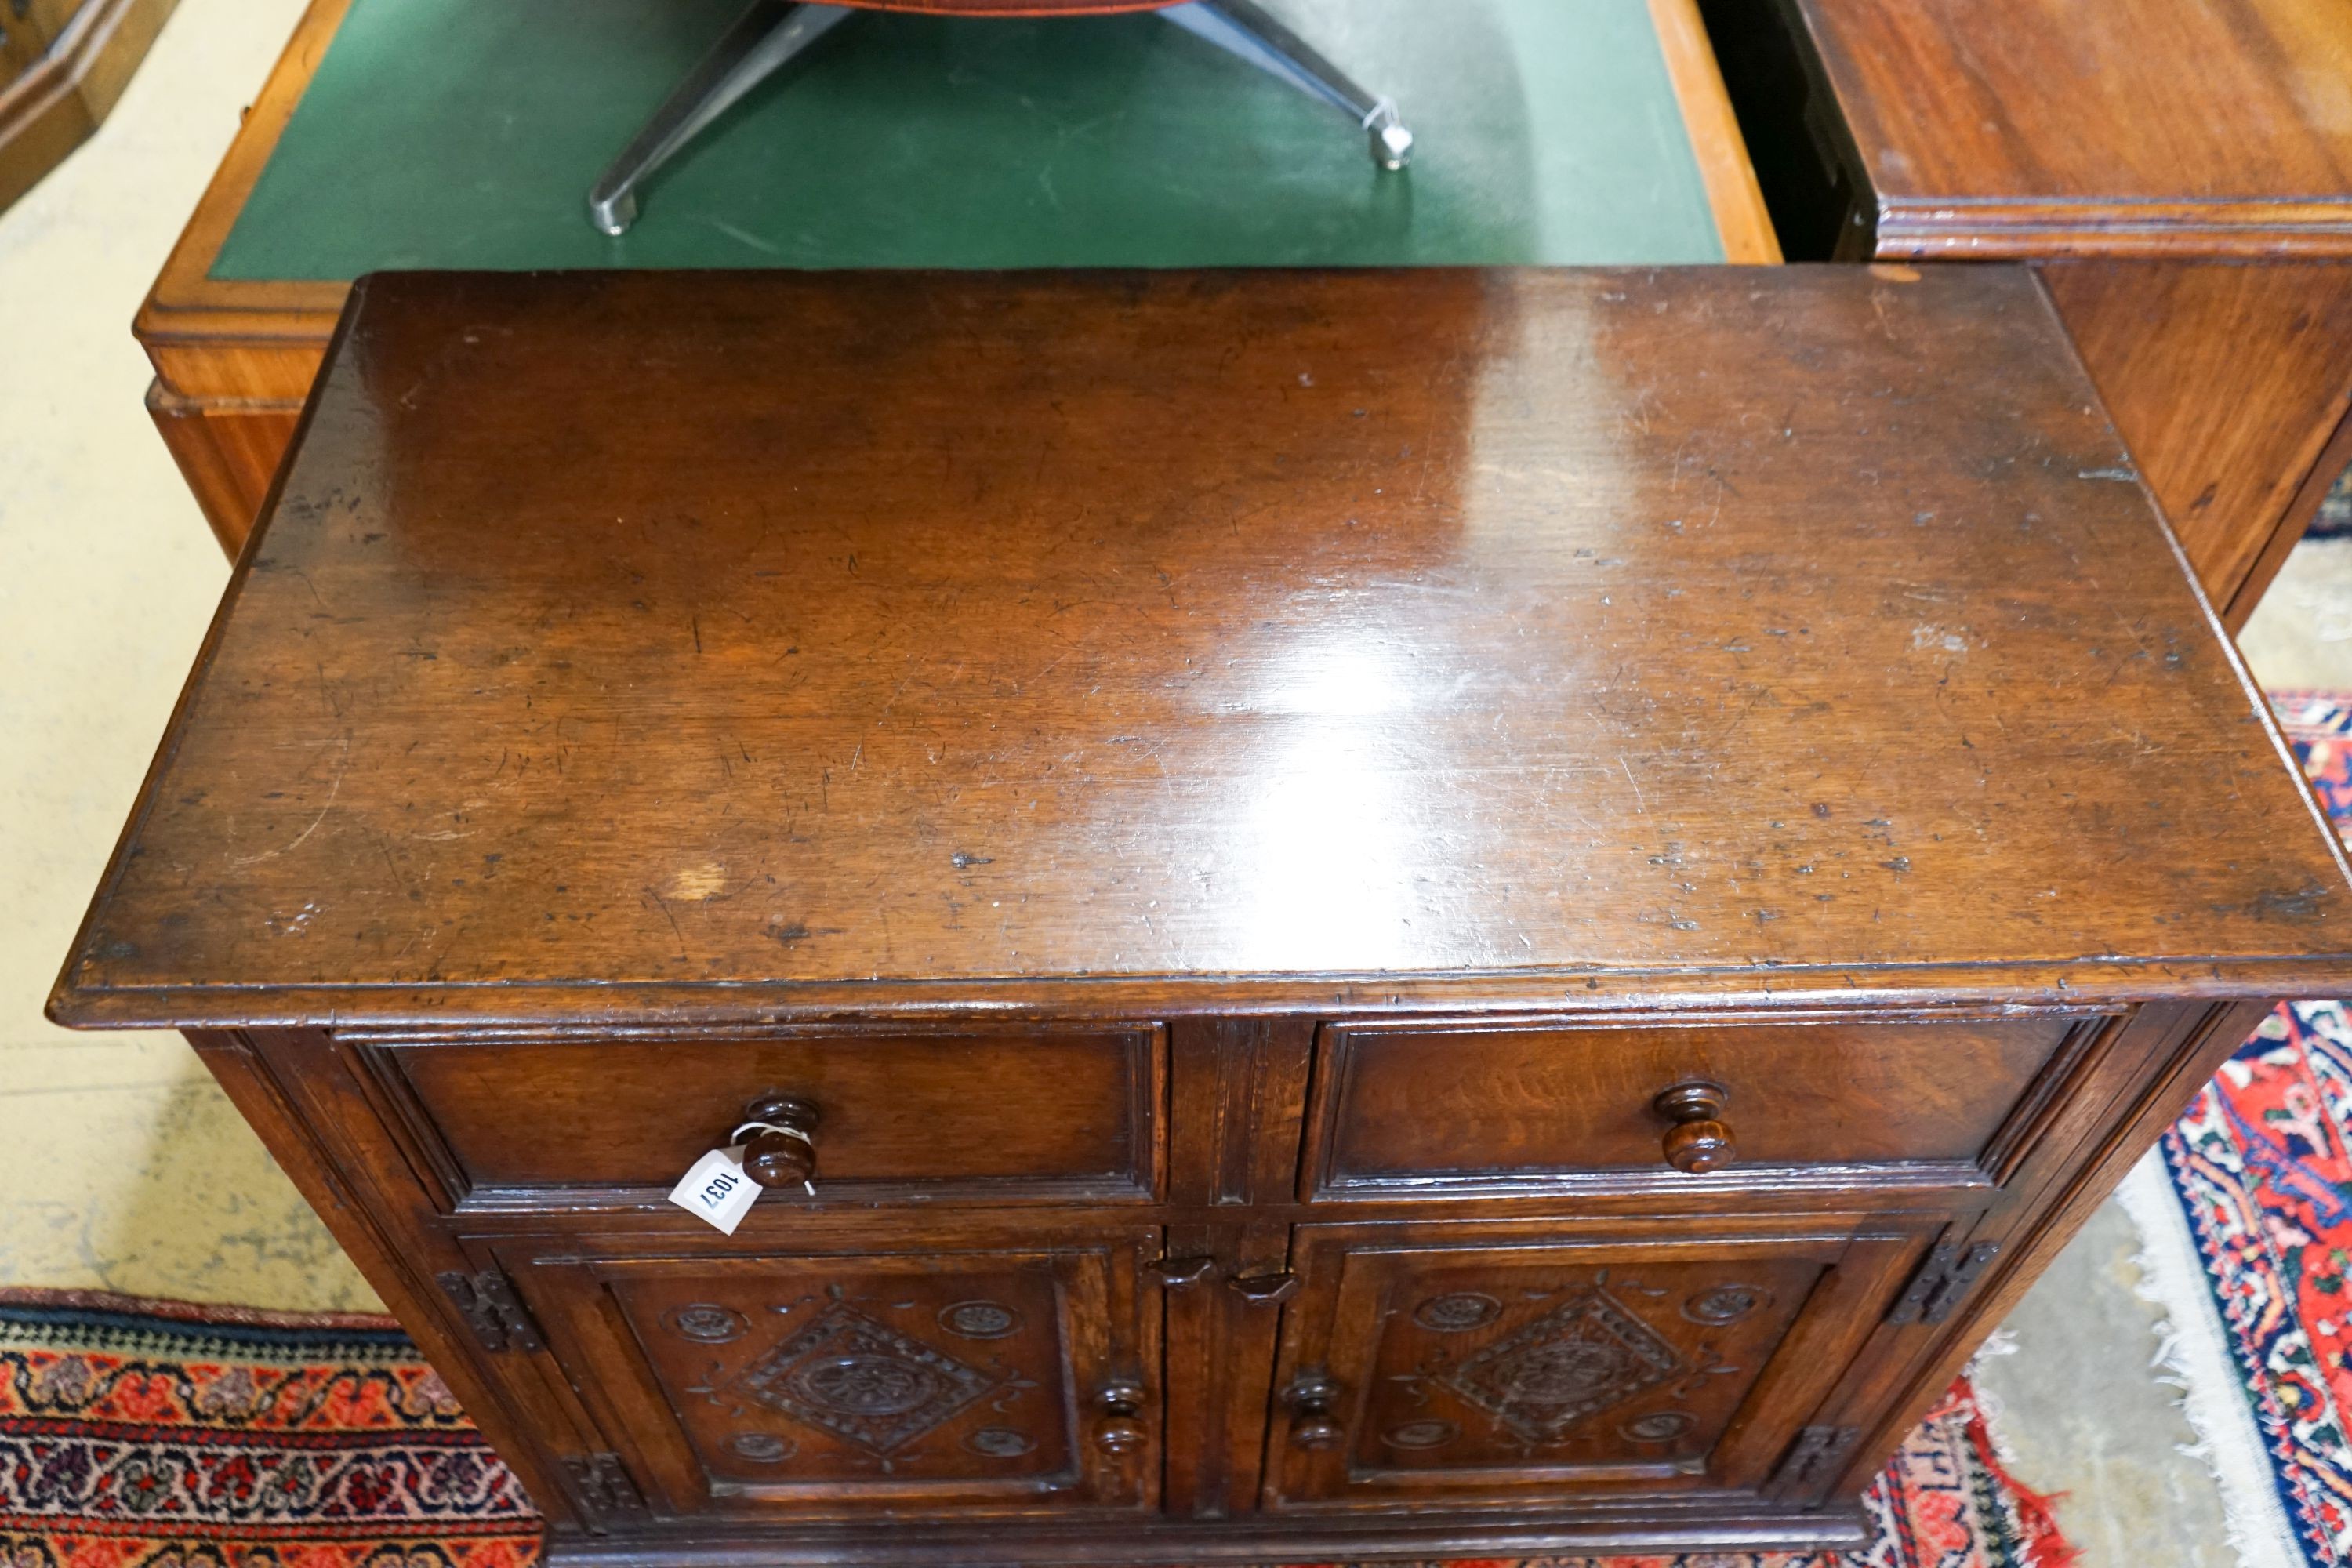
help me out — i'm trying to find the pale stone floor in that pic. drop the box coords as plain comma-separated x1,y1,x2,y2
5,1,2347,1559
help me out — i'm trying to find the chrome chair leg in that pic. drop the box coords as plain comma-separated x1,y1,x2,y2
1160,0,1413,169
587,0,855,236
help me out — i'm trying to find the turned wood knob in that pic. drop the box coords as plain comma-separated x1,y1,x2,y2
736,1096,820,1189
1285,1373,1343,1450
1653,1080,1736,1173
1095,1417,1147,1454
1094,1381,1148,1455
1291,1412,1344,1450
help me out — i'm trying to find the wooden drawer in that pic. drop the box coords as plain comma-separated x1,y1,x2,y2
355,1024,1164,1212
1302,1014,2109,1199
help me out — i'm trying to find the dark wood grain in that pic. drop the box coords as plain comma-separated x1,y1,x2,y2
1785,0,2352,258
488,1218,1160,1519
48,267,2352,1563
2034,260,2352,628
1308,1014,2079,1192
1695,0,2352,622
1262,1215,1937,1509
371,1023,1163,1208
150,1002,2279,1561
49,267,2352,1027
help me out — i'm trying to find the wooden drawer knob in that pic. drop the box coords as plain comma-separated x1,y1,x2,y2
1653,1080,1736,1173
1094,1381,1149,1455
1285,1372,1343,1450
735,1095,820,1189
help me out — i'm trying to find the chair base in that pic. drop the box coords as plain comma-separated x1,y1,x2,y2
586,0,1410,236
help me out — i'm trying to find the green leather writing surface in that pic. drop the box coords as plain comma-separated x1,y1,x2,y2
213,0,1724,278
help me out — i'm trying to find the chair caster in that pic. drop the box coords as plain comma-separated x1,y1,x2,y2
1167,0,1412,174
589,187,639,238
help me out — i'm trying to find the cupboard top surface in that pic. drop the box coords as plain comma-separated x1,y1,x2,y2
53,267,2352,1025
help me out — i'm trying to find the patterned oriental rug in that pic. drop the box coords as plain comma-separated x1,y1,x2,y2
0,1291,539,1568
0,1288,2074,1568
2143,691,2352,1568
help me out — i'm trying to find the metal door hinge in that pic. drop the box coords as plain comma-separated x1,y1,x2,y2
1228,1270,1300,1305
437,1267,543,1352
1772,1423,1861,1501
1886,1240,2002,1326
561,1452,645,1531
1147,1255,1218,1289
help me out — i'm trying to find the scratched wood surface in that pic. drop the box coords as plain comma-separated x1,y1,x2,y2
51,267,2352,1025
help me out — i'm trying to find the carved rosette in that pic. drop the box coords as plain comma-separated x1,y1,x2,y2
1682,1284,1766,1325
665,1304,750,1344
1413,1293,1501,1332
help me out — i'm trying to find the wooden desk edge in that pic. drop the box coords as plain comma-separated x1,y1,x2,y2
1647,0,1780,263
136,0,350,397
1869,196,2352,262
49,956,2352,1034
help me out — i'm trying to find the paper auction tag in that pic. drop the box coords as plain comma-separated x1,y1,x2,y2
667,1145,760,1234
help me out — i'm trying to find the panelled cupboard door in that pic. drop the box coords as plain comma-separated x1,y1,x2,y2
489,1223,1160,1520
1262,1216,1943,1509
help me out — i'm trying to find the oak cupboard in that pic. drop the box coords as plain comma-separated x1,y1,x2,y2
53,267,2352,1562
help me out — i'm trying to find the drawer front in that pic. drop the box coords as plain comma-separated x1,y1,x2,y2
1262,1215,1942,1509
360,1024,1163,1210
1305,1014,2104,1198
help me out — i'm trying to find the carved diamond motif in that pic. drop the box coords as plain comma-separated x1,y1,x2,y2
1442,1287,1683,1442
726,1305,998,1454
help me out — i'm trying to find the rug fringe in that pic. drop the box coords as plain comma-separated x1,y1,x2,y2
1966,1419,2082,1568
0,1283,399,1332
1955,1336,2079,1568
2114,1148,2309,1568
1962,1329,2026,1468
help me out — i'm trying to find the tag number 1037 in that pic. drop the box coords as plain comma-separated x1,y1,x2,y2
701,1171,741,1206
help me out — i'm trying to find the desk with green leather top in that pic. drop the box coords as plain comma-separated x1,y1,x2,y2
135,0,1773,552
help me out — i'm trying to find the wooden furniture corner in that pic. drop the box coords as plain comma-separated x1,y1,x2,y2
1700,0,2352,629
